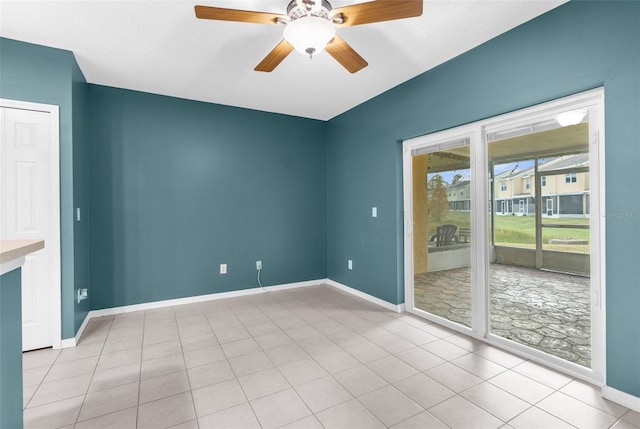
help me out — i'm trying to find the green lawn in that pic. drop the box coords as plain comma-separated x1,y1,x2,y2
427,212,590,253
427,212,470,234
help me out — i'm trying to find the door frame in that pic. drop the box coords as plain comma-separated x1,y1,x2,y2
1,98,62,350
481,88,605,384
402,88,605,385
402,125,481,335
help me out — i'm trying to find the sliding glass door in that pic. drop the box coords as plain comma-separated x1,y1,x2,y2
410,136,473,330
403,88,604,381
487,116,592,367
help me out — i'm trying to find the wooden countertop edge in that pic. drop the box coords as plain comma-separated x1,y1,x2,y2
0,240,45,264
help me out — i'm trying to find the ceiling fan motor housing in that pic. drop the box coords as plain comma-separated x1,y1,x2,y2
287,0,333,20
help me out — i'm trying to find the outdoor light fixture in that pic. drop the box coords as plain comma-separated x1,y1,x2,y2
555,109,587,127
283,15,336,58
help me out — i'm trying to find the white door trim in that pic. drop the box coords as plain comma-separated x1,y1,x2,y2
480,87,606,384
402,125,477,332
402,88,606,386
1,98,61,350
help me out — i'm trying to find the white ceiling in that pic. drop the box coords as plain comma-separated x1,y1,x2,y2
0,0,565,120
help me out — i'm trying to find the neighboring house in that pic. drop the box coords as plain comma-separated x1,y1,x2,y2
447,180,471,212
540,154,590,218
494,167,535,216
491,154,590,218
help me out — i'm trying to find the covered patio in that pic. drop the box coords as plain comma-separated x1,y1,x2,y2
414,264,591,367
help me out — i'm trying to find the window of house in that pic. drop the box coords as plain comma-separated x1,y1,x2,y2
525,178,531,190
541,176,547,186
565,173,577,183
501,181,507,191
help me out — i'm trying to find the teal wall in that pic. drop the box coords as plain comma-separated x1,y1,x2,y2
0,269,23,429
1,0,638,401
0,37,89,339
72,59,91,332
326,1,640,396
88,85,326,309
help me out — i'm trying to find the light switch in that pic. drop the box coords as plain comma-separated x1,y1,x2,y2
372,207,377,218
348,260,353,270
76,208,81,222
220,264,227,274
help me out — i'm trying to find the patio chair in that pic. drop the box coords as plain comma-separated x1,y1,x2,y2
430,224,458,247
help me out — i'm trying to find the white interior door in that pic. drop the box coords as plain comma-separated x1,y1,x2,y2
1,106,55,351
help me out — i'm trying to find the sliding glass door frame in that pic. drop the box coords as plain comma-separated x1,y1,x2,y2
402,88,605,384
403,125,484,337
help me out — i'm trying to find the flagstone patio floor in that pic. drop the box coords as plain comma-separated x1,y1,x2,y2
414,264,591,367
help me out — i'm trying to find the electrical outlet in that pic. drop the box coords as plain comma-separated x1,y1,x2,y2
220,263,227,274
372,207,377,217
256,260,262,270
348,260,353,270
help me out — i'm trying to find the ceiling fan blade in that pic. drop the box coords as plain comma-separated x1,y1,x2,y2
195,5,286,25
255,40,295,72
330,0,423,27
325,35,368,74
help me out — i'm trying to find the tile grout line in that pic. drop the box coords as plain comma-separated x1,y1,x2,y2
134,311,146,429
22,352,58,411
23,286,637,429
73,316,115,426
226,294,305,427
177,304,201,429
285,295,392,428
262,291,400,428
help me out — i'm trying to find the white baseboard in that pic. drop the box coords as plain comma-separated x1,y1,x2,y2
325,279,405,313
59,338,75,348
59,311,92,349
264,279,328,292
73,278,404,348
62,277,640,415
88,279,327,319
602,385,640,412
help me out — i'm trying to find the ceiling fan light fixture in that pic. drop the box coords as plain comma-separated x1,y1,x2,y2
195,0,422,73
283,16,335,58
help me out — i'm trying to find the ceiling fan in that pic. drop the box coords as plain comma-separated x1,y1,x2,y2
194,0,423,73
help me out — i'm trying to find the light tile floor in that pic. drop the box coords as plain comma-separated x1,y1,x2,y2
22,285,639,429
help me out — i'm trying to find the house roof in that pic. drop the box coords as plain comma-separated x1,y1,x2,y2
539,154,589,171
447,180,470,190
494,167,531,181
494,154,589,180
0,1,565,120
